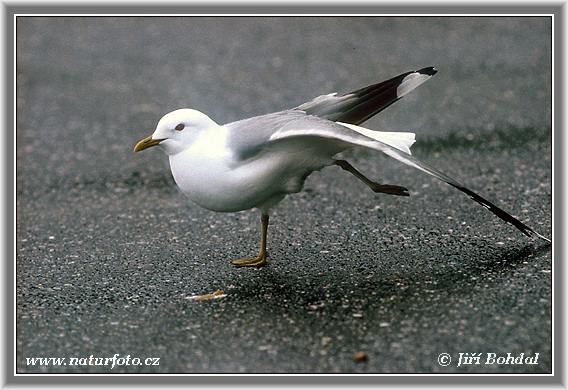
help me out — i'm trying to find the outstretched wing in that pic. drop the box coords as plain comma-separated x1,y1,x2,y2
226,67,436,160
266,116,551,243
294,67,437,125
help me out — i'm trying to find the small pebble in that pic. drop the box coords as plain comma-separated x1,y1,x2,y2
353,351,368,362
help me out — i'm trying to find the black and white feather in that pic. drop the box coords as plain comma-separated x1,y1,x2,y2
295,66,437,125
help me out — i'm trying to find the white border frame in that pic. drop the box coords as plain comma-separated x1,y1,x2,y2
8,8,558,385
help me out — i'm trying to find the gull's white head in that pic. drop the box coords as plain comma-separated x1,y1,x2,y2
134,108,218,155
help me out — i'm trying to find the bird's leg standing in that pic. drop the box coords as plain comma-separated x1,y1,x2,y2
231,213,269,267
334,160,410,196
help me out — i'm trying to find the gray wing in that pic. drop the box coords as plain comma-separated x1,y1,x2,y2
228,112,550,243
225,110,352,161
294,67,437,125
225,110,391,161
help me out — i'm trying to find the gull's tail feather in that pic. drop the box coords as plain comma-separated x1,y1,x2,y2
338,122,415,155
295,66,437,125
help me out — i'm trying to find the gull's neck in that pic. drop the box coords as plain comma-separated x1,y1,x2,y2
174,124,231,159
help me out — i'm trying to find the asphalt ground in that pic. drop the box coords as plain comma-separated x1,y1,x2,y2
16,17,552,373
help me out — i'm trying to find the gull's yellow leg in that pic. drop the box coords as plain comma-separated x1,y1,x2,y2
231,214,269,267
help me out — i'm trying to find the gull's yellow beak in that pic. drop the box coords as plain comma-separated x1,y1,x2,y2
134,136,163,152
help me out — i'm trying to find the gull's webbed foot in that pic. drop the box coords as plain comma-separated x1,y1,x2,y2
369,183,410,196
233,213,269,268
231,252,268,267
335,160,410,197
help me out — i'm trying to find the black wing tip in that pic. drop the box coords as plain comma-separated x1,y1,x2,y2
500,218,551,245
526,228,552,245
449,183,550,245
418,66,438,76
514,219,551,244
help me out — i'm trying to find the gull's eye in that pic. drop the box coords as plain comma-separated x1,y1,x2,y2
175,123,185,131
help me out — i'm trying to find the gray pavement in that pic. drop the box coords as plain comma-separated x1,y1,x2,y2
16,17,552,373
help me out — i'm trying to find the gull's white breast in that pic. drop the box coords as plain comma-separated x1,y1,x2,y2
169,127,330,212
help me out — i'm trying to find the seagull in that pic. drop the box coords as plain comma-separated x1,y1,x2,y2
134,67,550,267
